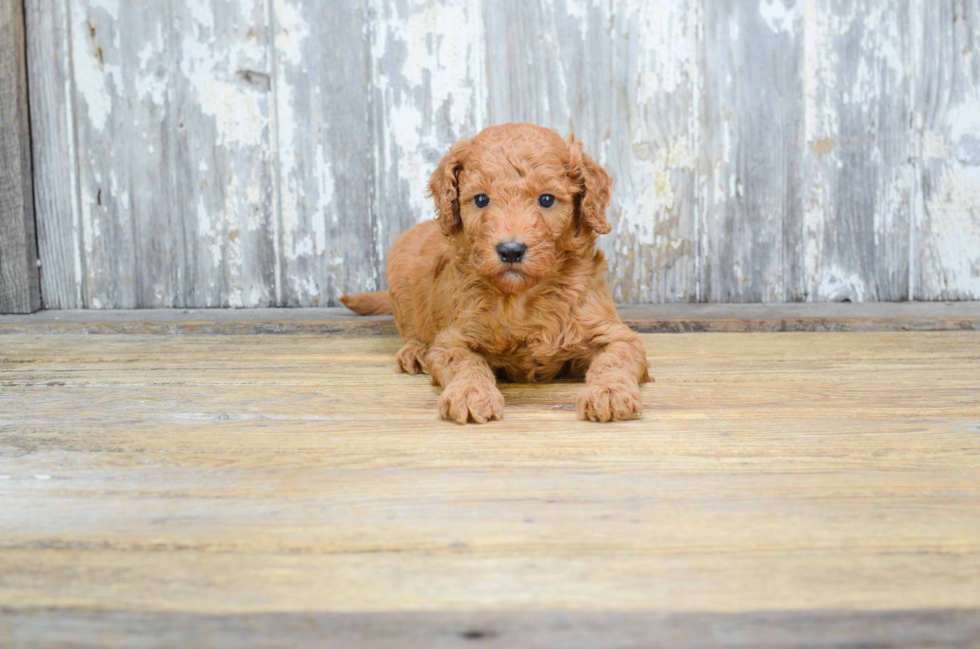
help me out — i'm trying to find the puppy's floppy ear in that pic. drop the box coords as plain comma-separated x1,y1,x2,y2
427,139,471,236
567,135,612,235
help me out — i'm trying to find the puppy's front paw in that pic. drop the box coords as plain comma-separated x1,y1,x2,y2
396,340,427,374
439,380,505,424
576,380,642,422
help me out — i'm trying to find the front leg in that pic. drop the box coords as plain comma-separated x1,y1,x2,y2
577,331,650,423
426,332,504,424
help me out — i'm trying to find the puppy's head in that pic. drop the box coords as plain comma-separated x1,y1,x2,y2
428,123,611,294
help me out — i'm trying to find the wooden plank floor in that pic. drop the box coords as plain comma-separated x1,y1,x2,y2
1,329,979,647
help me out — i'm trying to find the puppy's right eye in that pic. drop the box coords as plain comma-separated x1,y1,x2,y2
474,194,490,209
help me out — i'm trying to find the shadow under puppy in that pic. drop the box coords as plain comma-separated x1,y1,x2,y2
342,123,650,423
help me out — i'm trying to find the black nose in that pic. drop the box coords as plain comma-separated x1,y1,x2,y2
496,241,527,264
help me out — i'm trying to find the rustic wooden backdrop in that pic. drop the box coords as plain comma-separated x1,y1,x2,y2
19,0,980,309
1,0,41,314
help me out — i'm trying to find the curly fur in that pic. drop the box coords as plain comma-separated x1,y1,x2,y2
343,123,650,423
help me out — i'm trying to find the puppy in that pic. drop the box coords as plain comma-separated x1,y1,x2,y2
342,123,650,423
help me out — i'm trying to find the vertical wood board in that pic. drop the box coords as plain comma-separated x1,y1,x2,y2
913,0,980,300
272,0,377,306
368,0,489,288
0,0,42,314
801,0,914,302
55,0,277,309
24,0,83,310
169,0,277,308
699,0,805,303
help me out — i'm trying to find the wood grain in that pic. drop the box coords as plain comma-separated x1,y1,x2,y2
914,0,980,300
700,0,804,302
67,0,165,308
0,0,41,314
368,0,488,289
273,0,378,306
171,0,278,309
24,0,82,310
802,0,914,302
50,0,278,309
1,329,979,647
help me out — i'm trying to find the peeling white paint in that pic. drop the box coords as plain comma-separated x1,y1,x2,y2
803,74,827,293
920,92,980,297
134,37,167,105
729,19,740,42
627,0,695,99
315,145,335,233
303,276,319,298
165,0,277,308
313,159,332,255
293,234,314,259
87,0,118,15
227,288,244,308
178,1,268,148
272,0,310,270
945,97,980,157
921,168,980,294
78,185,98,296
817,266,869,302
273,0,308,65
370,0,488,229
620,135,696,247
801,0,917,301
70,3,122,133
542,0,604,41
803,0,843,300
615,0,698,259
920,131,950,160
759,0,798,34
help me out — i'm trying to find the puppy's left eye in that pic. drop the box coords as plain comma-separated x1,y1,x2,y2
538,194,556,208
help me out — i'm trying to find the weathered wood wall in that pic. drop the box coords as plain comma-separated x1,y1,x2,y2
23,0,980,308
0,0,41,314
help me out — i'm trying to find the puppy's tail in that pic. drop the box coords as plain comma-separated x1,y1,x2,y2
339,290,392,316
